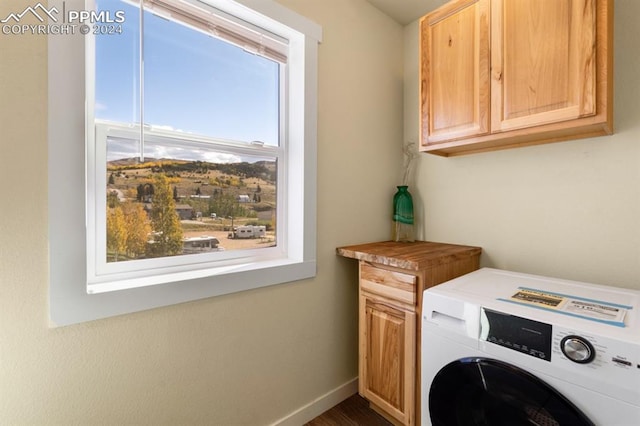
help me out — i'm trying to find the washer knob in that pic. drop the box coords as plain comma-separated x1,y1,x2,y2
561,335,595,364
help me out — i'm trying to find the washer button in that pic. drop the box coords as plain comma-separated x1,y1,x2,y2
561,335,595,364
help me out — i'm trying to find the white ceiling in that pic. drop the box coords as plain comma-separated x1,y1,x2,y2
366,0,448,25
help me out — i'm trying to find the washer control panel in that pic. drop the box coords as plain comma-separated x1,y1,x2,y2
481,308,552,361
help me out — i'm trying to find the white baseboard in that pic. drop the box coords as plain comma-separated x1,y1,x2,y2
271,377,359,426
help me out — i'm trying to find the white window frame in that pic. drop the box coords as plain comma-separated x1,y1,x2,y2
48,0,321,326
90,122,285,292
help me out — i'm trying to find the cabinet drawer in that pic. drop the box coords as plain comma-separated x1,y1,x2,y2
360,263,416,305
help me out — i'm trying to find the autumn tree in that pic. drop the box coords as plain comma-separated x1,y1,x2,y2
147,174,183,257
106,202,152,262
122,202,151,258
106,206,127,262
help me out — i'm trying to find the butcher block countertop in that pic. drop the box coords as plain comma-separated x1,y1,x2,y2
336,241,482,271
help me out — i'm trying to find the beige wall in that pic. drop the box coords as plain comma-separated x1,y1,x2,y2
404,1,640,290
0,0,403,424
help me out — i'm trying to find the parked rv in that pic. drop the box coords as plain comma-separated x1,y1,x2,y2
227,225,266,239
182,236,224,254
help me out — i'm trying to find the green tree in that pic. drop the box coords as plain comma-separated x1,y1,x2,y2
106,206,127,262
136,184,144,202
148,174,183,257
207,191,247,218
107,190,120,208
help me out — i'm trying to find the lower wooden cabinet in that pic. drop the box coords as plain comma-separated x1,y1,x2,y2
359,262,417,424
337,241,482,426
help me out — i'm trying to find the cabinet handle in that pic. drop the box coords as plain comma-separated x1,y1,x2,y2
367,299,410,316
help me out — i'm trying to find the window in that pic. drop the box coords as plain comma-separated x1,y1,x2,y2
49,0,321,325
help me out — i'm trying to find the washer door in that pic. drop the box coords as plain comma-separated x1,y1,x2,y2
429,358,594,426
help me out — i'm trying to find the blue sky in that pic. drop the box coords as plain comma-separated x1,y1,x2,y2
96,0,280,161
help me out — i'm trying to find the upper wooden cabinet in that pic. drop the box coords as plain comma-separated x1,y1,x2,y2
420,0,613,156
421,0,491,144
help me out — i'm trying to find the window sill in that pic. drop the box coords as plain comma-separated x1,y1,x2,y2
50,256,316,326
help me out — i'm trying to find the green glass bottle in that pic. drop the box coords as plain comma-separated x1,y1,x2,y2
392,185,415,242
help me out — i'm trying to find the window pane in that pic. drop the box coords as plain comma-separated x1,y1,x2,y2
143,6,281,145
95,0,281,143
106,137,277,263
95,0,140,125
96,1,282,265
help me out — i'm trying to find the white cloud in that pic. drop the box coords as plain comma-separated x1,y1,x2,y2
107,137,243,164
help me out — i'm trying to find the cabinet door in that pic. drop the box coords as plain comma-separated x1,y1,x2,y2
420,0,490,144
359,295,416,425
491,0,596,133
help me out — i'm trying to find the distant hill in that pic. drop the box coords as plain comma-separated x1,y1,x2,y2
107,157,188,168
108,157,276,182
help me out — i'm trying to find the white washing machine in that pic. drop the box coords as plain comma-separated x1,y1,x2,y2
421,268,640,426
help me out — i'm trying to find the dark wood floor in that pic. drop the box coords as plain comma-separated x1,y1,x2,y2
305,394,393,426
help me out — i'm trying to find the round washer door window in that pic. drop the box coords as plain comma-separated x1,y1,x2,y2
429,358,594,426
